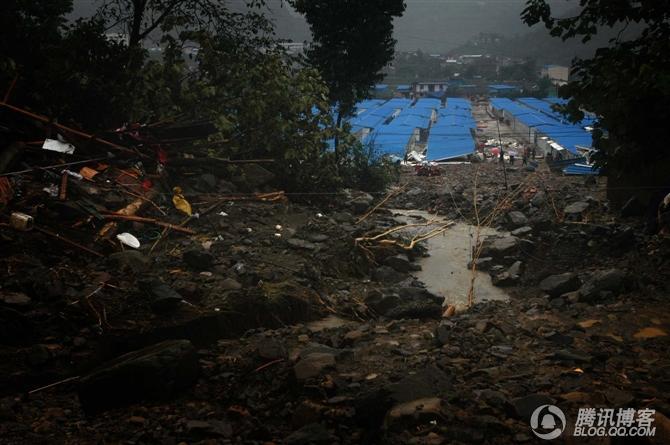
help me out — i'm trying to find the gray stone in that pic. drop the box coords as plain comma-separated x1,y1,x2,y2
384,254,412,273
78,339,199,413
539,273,581,297
258,339,287,360
350,196,373,214
511,226,532,237
219,278,242,291
285,423,336,445
0,292,31,307
564,201,590,216
549,349,592,363
287,238,317,251
507,211,528,227
372,265,406,283
481,236,519,259
435,321,455,345
467,257,494,271
293,353,336,380
579,269,626,300
492,272,518,287
507,261,522,278
530,191,546,207
365,290,402,315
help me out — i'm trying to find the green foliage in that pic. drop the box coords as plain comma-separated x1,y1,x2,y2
522,0,670,170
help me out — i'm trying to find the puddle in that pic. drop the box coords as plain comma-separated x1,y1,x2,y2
392,210,510,310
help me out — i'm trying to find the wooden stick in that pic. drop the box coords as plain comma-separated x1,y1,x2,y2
59,171,68,201
356,185,406,224
28,376,80,395
0,102,135,155
0,155,113,177
34,226,104,257
101,214,196,234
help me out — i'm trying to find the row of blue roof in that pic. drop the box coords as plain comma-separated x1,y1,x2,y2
490,98,595,154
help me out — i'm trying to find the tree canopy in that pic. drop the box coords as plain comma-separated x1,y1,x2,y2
522,0,670,171
291,0,406,120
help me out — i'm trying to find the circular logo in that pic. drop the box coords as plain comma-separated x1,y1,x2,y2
530,404,566,440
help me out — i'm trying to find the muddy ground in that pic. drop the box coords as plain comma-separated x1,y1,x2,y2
1,161,669,444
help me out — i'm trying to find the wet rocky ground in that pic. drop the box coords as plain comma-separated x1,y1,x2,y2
1,162,669,444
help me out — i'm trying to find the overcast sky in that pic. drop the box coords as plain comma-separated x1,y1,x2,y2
73,0,575,52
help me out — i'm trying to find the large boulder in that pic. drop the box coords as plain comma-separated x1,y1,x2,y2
539,273,581,297
579,269,627,301
78,339,199,414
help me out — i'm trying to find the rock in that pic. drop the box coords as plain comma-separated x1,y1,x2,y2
539,273,581,298
507,261,522,278
511,226,532,237
293,353,336,380
365,290,402,315
397,287,443,304
351,197,373,214
435,321,455,345
0,292,31,307
467,256,494,271
372,266,407,283
384,254,412,273
108,251,150,272
287,238,317,251
139,280,183,312
564,201,590,217
219,278,242,291
481,236,519,259
530,191,546,207
182,250,214,270
332,212,354,223
508,394,555,422
549,349,592,363
306,233,329,243
492,272,518,287
387,397,443,422
78,339,199,414
385,300,442,319
258,339,287,360
507,211,528,227
284,423,336,445
387,366,450,403
579,269,626,301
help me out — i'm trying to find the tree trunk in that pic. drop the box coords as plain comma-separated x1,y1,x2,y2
334,112,342,168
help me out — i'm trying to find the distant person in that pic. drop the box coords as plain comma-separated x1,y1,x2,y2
522,147,529,166
509,149,517,165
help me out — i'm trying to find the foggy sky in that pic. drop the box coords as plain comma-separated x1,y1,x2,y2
72,0,575,53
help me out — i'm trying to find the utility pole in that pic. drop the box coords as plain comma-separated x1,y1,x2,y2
496,116,508,190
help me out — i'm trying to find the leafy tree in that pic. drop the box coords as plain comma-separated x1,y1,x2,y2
522,0,670,175
291,0,406,158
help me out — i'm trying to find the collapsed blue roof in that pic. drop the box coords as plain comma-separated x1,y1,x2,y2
426,136,475,161
374,84,389,91
396,84,411,91
563,163,601,176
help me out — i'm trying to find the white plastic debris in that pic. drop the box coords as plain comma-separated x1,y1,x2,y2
274,233,282,238
316,213,324,218
275,224,283,231
62,170,83,180
218,211,228,217
116,232,140,249
245,227,252,233
43,184,59,197
43,138,75,154
201,240,213,250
